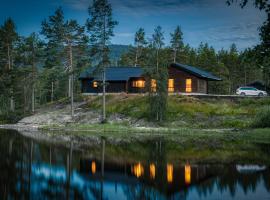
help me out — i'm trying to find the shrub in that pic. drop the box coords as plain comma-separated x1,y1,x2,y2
252,106,270,128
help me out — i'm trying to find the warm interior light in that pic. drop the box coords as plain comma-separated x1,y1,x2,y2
185,164,191,185
167,164,173,183
91,161,96,174
149,163,156,179
133,163,144,178
132,80,145,88
93,81,98,88
151,79,157,92
168,79,174,92
186,79,192,92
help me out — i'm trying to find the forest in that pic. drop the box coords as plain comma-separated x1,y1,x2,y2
0,0,269,123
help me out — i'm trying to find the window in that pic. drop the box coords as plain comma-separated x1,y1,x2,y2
132,80,145,88
168,79,174,92
186,79,192,92
93,81,98,88
151,79,157,92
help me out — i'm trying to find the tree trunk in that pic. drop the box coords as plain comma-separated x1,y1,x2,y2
173,49,176,63
68,76,71,98
102,15,106,123
69,42,74,118
135,47,139,67
32,85,35,113
8,44,15,112
102,69,106,122
51,81,54,102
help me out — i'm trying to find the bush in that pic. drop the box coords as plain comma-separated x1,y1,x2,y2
252,106,270,128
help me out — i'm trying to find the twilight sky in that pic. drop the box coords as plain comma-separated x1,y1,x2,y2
0,0,267,51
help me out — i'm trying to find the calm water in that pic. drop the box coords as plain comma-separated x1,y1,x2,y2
0,129,270,200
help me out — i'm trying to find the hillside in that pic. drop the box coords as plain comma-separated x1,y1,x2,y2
16,95,270,130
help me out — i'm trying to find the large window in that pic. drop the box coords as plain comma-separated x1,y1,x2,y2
168,79,174,92
151,79,157,92
132,80,145,88
186,79,192,92
93,81,98,88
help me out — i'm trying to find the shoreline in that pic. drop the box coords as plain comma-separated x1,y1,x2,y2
1,123,270,164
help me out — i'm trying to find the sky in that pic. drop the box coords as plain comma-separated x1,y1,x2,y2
0,0,267,51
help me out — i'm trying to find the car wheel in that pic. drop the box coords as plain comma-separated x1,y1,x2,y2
258,92,263,97
240,92,246,96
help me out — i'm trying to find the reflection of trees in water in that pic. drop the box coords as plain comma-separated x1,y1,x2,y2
0,131,270,199
190,165,269,199
123,184,162,200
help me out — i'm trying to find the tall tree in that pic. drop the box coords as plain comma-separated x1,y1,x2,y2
134,28,147,66
148,26,167,122
20,33,44,113
42,8,86,117
86,0,118,122
170,26,184,63
0,18,18,112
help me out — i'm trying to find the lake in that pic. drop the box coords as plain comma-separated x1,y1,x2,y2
0,129,270,200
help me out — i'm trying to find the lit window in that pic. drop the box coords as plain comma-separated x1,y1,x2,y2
93,81,98,88
151,79,157,92
133,163,144,178
150,163,156,179
91,161,96,174
168,79,174,92
185,164,191,185
186,79,192,92
167,164,173,183
132,80,145,88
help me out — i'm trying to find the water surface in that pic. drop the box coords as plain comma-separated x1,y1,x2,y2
0,129,269,199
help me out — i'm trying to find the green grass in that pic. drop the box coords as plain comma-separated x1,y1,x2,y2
83,95,269,129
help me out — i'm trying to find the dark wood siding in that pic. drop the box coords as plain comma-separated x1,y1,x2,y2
81,66,210,94
81,79,127,93
168,66,199,93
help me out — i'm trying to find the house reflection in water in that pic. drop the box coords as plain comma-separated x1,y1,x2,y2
167,164,173,183
150,163,156,179
91,161,96,174
132,162,144,178
185,164,191,185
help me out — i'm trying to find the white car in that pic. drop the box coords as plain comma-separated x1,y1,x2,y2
236,87,268,96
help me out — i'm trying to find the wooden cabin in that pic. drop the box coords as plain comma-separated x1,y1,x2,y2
79,63,221,94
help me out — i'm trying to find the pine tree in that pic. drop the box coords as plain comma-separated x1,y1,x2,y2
170,26,184,63
20,33,44,113
86,0,118,122
0,18,18,112
134,28,147,66
42,8,86,117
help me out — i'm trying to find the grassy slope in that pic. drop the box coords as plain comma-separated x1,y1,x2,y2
84,94,270,129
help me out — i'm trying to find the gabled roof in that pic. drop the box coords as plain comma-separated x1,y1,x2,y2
79,63,222,81
79,66,144,81
171,63,222,81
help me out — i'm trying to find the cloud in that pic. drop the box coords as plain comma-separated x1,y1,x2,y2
61,0,226,13
186,22,261,50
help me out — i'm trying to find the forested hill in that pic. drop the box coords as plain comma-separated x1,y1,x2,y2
109,44,131,64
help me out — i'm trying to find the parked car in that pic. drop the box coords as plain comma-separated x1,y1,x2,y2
236,87,268,96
